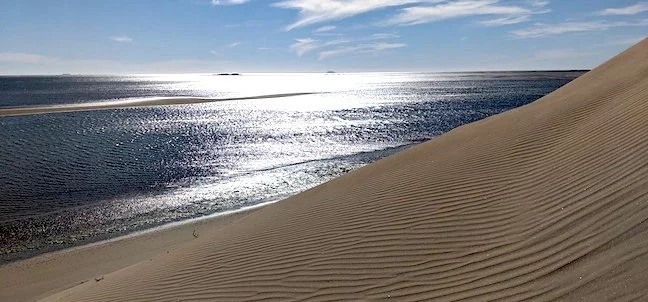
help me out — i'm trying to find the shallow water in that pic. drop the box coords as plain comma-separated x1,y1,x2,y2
0,71,584,262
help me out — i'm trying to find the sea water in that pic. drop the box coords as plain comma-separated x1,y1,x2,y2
0,71,584,261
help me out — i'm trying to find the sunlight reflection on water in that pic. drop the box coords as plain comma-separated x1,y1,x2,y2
0,71,584,261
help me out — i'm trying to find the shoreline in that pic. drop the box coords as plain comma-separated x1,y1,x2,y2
0,198,283,265
0,92,317,117
0,199,280,302
0,142,416,264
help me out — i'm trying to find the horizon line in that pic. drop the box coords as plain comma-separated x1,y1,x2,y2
0,69,591,76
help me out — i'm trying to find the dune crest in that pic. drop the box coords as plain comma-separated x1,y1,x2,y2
44,39,648,301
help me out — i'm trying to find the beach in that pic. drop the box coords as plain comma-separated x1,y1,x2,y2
1,38,647,301
0,205,261,301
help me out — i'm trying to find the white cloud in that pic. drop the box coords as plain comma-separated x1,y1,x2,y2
369,32,400,39
527,0,549,7
0,52,47,63
314,25,337,32
275,0,441,30
324,38,352,46
512,19,648,38
318,42,406,60
212,0,249,5
111,36,133,43
228,42,241,48
210,50,222,56
275,0,545,30
598,2,648,16
290,31,403,59
387,0,532,25
290,38,319,56
479,15,530,26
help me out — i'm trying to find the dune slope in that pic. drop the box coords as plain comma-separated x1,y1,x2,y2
43,39,648,301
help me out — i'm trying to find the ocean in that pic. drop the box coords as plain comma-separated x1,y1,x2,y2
0,71,584,262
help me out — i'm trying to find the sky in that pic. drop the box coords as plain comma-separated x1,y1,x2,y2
0,0,646,74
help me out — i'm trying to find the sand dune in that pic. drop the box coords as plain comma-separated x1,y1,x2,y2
20,38,648,301
0,92,315,117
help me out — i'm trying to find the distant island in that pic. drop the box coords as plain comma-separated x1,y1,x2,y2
215,73,241,76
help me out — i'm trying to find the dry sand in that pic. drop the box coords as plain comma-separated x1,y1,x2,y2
0,92,315,117
2,38,647,301
0,205,261,302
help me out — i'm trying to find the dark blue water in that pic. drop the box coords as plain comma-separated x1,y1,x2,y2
0,71,585,262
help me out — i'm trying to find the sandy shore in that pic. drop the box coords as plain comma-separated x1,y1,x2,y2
0,92,315,117
0,204,265,302
1,38,647,301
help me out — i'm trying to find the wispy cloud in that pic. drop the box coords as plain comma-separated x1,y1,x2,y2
275,0,545,30
0,52,113,70
275,0,438,30
479,15,530,26
610,36,647,45
111,36,133,43
290,31,405,59
532,49,593,61
386,0,534,26
0,52,234,74
212,0,249,5
369,33,400,39
318,42,406,60
527,0,549,7
597,2,648,16
324,38,352,46
288,31,405,61
0,52,46,64
290,38,319,56
314,25,337,32
512,19,648,38
209,42,242,57
289,38,352,56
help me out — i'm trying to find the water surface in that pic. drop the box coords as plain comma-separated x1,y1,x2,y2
0,71,585,262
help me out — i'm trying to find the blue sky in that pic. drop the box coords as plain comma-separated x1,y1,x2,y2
0,0,646,74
